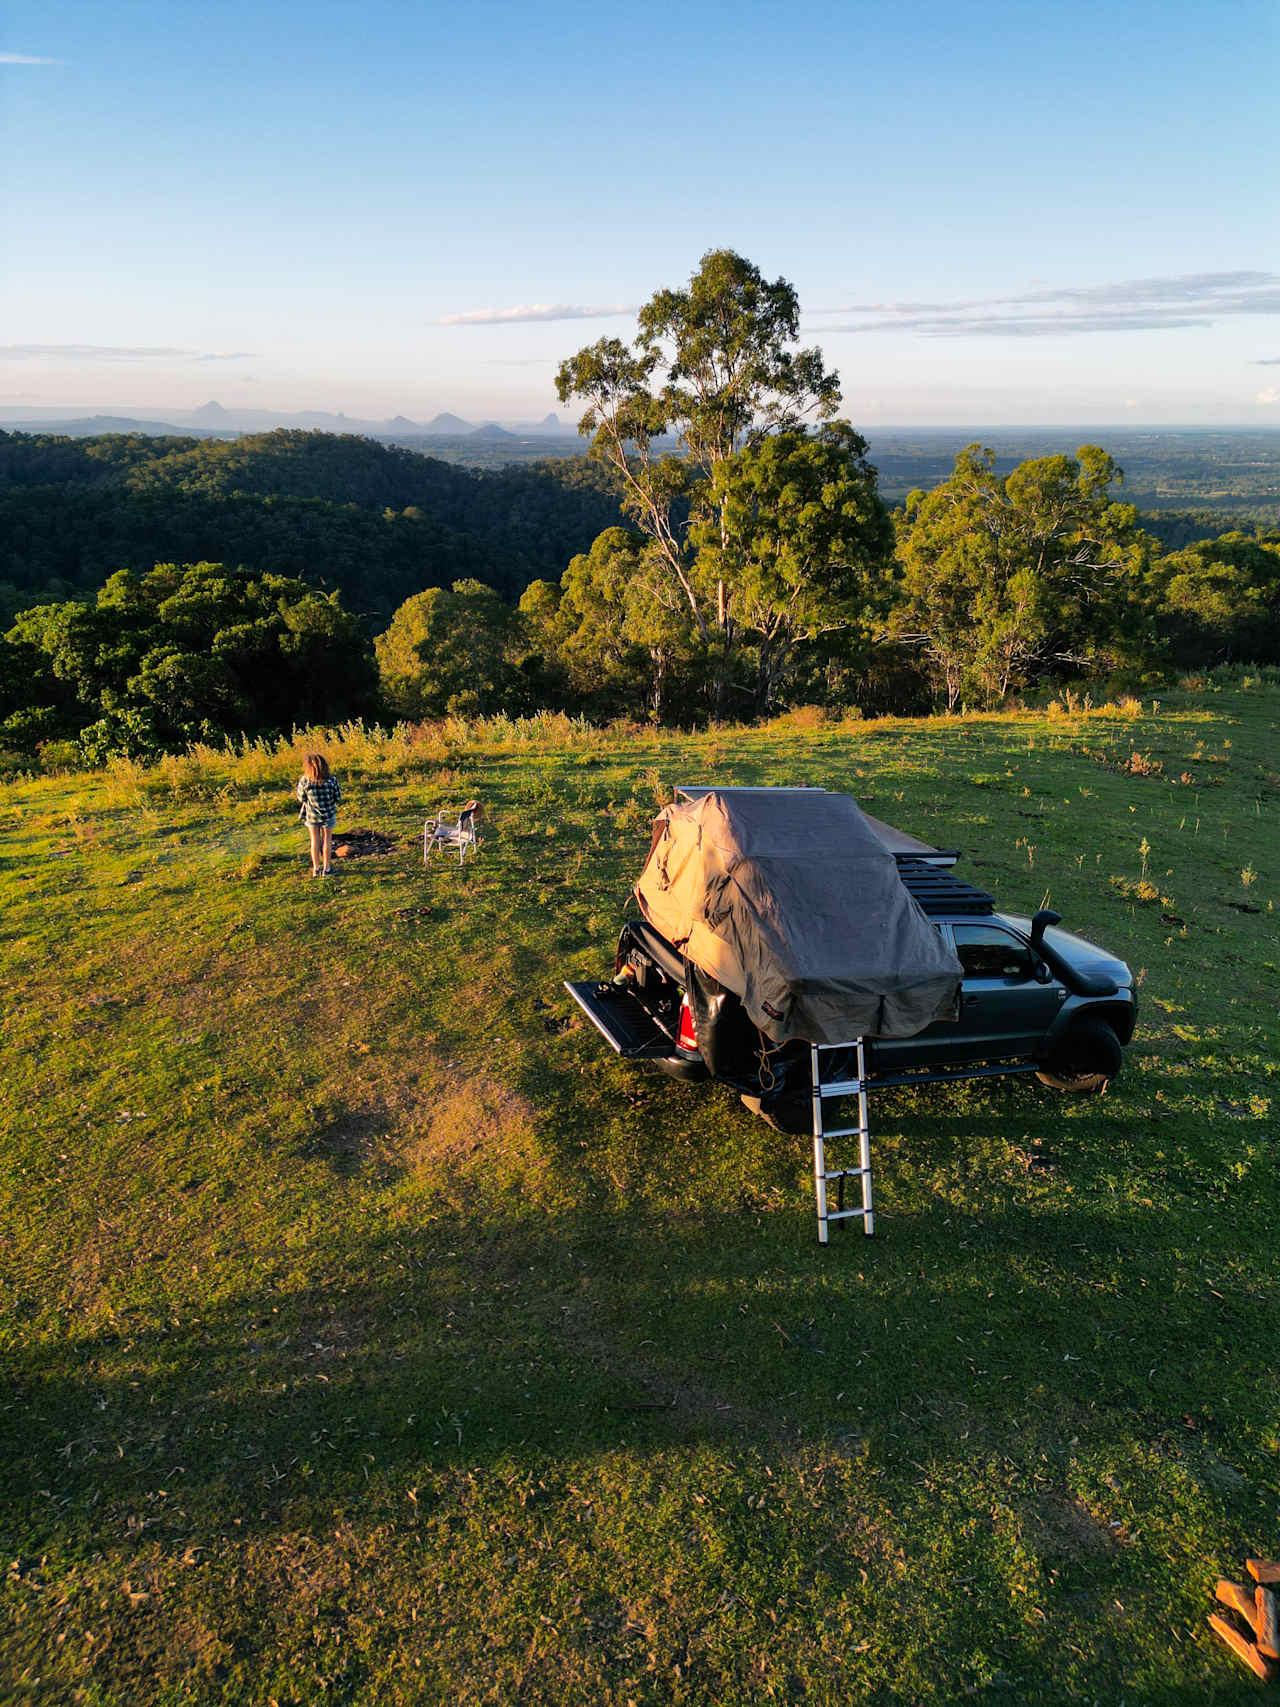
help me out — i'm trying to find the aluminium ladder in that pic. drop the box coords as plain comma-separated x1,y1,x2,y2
809,1039,874,1242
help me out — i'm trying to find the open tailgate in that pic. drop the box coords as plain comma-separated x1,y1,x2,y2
564,980,675,1059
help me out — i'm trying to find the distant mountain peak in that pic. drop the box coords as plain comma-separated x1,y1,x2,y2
425,411,472,433
471,421,516,440
192,400,231,420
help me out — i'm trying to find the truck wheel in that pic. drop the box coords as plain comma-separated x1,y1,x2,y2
1037,1018,1122,1093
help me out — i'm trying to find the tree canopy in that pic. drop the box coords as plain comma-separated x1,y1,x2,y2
0,429,626,619
375,579,529,720
3,407,1278,762
1146,532,1280,666
892,444,1143,709
556,250,891,712
6,561,375,759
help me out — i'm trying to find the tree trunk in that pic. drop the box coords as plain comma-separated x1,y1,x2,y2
709,583,735,719
754,633,789,718
945,656,962,712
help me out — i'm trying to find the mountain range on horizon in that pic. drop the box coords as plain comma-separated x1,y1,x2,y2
0,401,576,440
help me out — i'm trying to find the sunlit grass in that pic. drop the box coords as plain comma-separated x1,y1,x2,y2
1,676,1276,1704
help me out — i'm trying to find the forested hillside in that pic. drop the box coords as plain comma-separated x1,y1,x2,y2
0,429,624,619
3,254,1278,768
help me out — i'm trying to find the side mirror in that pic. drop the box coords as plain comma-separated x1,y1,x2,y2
1030,908,1061,951
1033,960,1054,984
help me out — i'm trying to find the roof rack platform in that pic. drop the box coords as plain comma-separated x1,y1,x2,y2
895,857,994,917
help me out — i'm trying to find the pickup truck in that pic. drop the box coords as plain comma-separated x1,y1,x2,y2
566,794,1136,1135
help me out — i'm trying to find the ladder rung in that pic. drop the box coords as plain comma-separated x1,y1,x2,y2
815,1079,865,1097
819,1124,866,1140
826,1207,871,1223
823,1167,869,1182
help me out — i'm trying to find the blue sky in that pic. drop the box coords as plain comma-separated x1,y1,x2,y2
2,0,1277,425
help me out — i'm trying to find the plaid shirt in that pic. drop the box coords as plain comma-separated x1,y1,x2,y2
296,774,342,825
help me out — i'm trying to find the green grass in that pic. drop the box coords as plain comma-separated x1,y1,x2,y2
1,680,1277,1705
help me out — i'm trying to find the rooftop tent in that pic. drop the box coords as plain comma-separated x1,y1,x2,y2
634,789,962,1046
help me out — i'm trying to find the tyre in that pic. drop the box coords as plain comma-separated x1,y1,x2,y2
1037,1018,1122,1094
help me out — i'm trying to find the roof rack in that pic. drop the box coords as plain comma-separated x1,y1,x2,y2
895,856,995,918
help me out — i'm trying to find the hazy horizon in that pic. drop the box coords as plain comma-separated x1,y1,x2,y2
6,399,1280,437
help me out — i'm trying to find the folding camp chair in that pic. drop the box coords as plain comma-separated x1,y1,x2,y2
423,800,483,864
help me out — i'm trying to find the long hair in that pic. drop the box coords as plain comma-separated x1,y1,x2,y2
302,753,331,782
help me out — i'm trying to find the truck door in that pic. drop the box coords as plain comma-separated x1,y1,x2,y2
947,922,1065,1062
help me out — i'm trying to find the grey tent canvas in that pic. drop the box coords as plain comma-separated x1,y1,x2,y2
634,789,962,1045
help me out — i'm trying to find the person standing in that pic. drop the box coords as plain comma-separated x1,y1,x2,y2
296,753,342,877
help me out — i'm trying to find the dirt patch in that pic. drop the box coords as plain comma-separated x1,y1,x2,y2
347,1065,546,1196
403,1073,539,1170
332,827,397,859
1022,1492,1118,1560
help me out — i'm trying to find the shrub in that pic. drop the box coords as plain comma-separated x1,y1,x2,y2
37,740,83,774
78,707,162,766
1120,750,1164,777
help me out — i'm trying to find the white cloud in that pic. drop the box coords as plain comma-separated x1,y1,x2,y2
0,52,61,64
1257,386,1279,405
437,303,632,327
0,344,256,362
808,272,1280,340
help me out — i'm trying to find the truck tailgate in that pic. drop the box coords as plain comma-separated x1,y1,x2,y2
564,980,674,1059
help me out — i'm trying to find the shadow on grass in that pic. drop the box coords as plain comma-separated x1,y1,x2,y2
6,1010,1273,1702
6,1186,1269,1546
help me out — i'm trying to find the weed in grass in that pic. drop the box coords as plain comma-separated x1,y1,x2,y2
1121,749,1164,777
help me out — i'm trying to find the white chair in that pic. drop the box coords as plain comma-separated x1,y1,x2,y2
423,800,483,864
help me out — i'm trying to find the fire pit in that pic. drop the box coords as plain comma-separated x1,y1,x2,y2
332,828,397,860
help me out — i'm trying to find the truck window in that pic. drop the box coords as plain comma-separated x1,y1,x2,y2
951,923,1035,981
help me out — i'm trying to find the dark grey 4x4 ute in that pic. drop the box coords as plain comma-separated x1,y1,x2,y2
566,789,1136,1136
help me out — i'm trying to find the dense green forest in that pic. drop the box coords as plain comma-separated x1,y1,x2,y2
2,254,1278,763
0,429,624,621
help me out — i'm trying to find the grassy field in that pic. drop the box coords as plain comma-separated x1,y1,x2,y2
2,678,1277,1705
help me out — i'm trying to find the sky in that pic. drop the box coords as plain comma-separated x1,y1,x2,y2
2,0,1278,427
